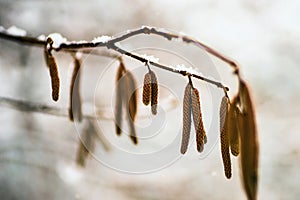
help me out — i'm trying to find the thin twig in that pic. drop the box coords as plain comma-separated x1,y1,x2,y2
0,26,234,90
0,96,93,119
0,31,119,58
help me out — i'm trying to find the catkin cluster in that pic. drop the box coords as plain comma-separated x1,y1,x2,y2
142,70,159,115
42,38,258,200
114,60,138,144
218,80,259,200
8,27,258,200
180,80,206,154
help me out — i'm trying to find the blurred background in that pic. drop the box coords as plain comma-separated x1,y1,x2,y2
0,0,299,199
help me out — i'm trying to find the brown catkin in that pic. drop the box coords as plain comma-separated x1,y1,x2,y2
115,60,138,144
228,96,240,156
114,63,124,135
48,55,60,101
180,83,192,154
220,96,232,179
238,80,259,200
142,72,151,106
191,88,206,153
121,71,138,145
125,71,138,122
69,57,82,122
150,71,158,115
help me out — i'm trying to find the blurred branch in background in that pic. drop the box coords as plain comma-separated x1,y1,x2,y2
0,95,110,166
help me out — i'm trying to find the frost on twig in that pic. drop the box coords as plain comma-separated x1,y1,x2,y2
92,35,112,43
6,26,27,36
175,64,199,75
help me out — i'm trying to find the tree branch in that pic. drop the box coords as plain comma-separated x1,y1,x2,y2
0,26,236,91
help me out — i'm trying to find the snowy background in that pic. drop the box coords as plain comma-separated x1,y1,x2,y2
0,0,300,199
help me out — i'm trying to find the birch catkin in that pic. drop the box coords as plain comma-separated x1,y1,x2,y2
122,71,138,144
114,60,138,144
69,57,82,122
44,38,60,101
191,88,206,153
125,71,138,121
181,83,192,154
150,71,158,115
142,72,151,106
228,96,240,156
238,80,259,200
220,96,232,179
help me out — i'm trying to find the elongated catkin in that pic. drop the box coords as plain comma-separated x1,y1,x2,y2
48,54,60,101
44,38,60,101
142,72,151,106
181,83,192,154
115,60,138,144
228,96,240,156
238,80,259,200
115,63,124,135
191,88,206,153
122,74,138,145
220,96,232,179
150,71,158,115
69,57,82,122
125,71,138,121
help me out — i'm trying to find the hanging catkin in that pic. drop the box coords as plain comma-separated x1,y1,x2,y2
220,96,232,179
180,83,192,154
44,38,60,101
114,63,124,135
69,57,82,122
238,80,259,200
125,71,138,121
142,72,151,106
228,96,240,156
122,70,138,144
114,59,138,144
150,71,158,115
191,88,206,153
